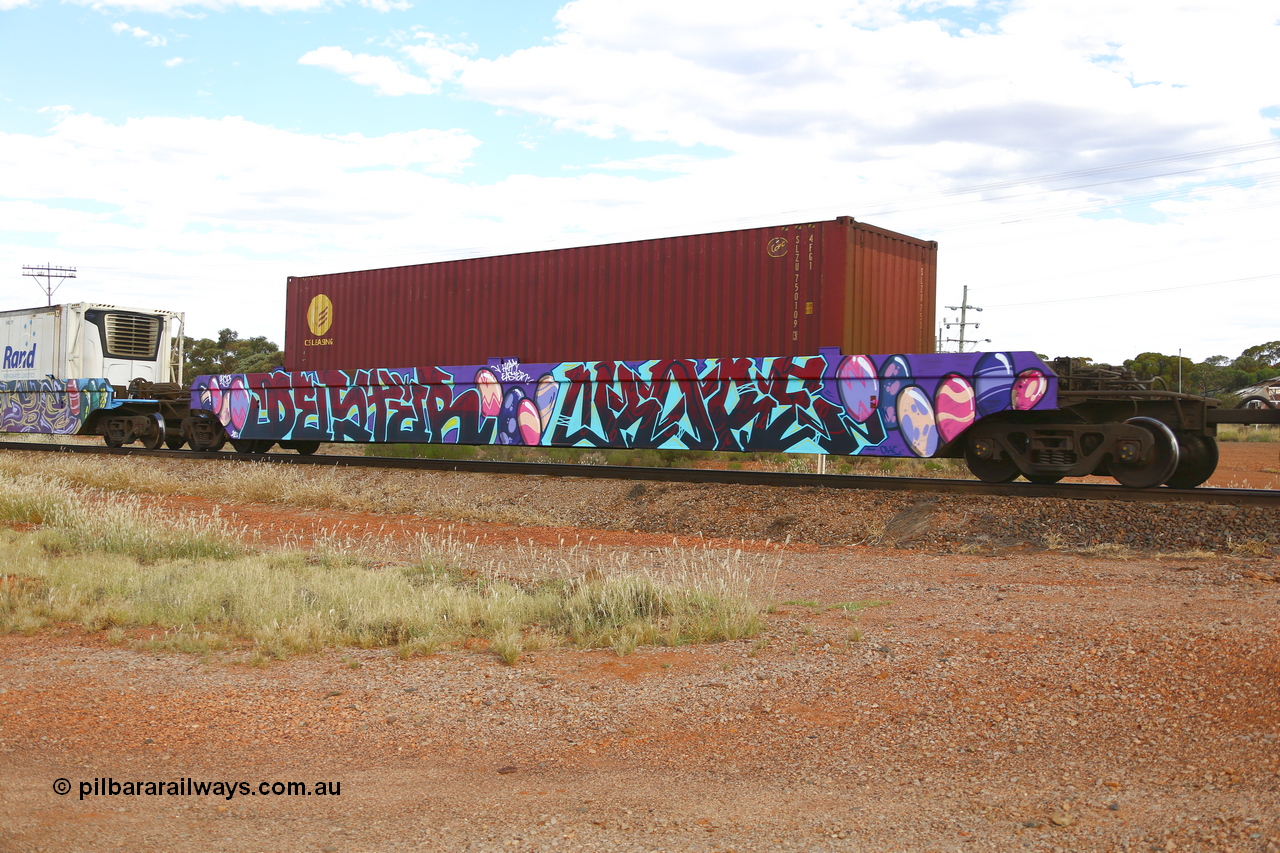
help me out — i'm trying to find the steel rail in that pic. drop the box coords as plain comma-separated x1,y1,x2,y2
3,440,1278,508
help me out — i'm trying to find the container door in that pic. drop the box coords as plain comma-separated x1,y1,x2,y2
766,222,825,356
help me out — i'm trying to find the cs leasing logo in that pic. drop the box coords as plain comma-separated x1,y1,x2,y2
305,294,333,346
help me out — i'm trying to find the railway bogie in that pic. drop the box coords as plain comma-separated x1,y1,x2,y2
951,359,1242,489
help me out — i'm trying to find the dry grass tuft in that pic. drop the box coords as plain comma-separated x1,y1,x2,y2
0,474,773,663
0,452,566,527
1216,425,1280,443
1226,538,1272,558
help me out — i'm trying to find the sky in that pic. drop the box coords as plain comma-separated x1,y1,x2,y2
0,0,1277,365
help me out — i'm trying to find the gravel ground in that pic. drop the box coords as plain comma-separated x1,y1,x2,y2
0,445,1278,852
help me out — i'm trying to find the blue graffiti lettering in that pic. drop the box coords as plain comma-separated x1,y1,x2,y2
3,345,37,370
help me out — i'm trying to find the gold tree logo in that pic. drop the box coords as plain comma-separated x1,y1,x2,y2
307,294,333,337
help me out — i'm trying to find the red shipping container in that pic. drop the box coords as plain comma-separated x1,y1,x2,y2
285,217,937,371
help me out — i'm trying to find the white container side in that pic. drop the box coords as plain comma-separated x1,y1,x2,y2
0,303,184,385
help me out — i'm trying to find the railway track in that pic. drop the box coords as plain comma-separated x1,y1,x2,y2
4,440,1278,508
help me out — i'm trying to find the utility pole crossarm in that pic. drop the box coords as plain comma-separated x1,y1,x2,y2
940,285,988,353
21,264,76,306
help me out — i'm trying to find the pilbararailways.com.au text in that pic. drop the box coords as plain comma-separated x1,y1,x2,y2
55,777,341,801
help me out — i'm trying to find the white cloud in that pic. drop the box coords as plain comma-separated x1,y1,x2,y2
578,154,707,173
292,0,1277,361
164,57,185,67
85,0,328,11
298,33,474,95
359,0,411,11
298,46,436,96
0,111,486,337
112,22,168,46
401,30,475,86
450,0,1278,175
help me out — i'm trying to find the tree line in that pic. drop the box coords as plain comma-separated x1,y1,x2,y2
1118,341,1280,400
181,329,284,379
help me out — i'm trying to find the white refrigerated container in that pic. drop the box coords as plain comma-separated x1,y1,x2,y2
0,303,185,386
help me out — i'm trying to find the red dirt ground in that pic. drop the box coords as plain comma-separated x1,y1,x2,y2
0,441,1277,852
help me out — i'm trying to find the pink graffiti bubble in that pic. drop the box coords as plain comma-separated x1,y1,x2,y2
227,376,250,432
516,398,542,446
896,385,939,458
476,369,502,418
1012,369,1048,410
933,374,976,444
836,355,879,424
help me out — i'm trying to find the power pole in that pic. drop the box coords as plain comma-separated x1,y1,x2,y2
942,285,989,352
22,264,77,306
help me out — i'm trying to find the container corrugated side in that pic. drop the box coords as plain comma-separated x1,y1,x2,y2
844,220,938,355
285,218,936,371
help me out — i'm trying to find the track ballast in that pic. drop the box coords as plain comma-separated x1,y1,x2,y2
3,440,1277,508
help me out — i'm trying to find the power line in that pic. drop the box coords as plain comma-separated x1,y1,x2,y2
21,264,76,306
928,138,1280,197
86,137,1280,275
865,157,1280,228
970,234,1278,292
906,171,1280,234
983,273,1278,308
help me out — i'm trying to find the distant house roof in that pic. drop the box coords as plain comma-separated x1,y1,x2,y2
1239,376,1280,399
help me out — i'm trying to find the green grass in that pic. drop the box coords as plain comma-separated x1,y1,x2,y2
779,598,888,615
366,443,712,468
1217,425,1280,442
0,537,765,663
361,443,979,477
0,474,245,562
371,443,479,460
0,450,561,526
834,599,889,614
0,472,769,664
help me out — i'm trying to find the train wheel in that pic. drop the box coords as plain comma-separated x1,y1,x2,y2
165,436,187,450
291,441,321,456
1025,474,1063,484
101,420,132,448
964,440,1019,483
1165,433,1219,489
1110,417,1180,488
231,439,273,454
140,414,166,450
189,422,227,452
